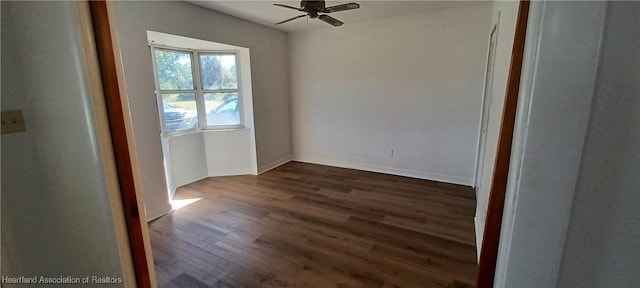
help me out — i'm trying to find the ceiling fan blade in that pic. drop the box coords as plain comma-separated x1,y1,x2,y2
318,14,343,26
323,2,360,13
273,3,303,11
276,14,307,25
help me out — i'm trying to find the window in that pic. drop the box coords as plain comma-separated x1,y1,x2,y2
152,47,241,133
200,54,240,127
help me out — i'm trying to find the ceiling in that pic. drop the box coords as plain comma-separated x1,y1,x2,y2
187,1,480,32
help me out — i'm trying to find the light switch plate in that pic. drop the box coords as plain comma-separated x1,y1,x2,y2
1,110,26,134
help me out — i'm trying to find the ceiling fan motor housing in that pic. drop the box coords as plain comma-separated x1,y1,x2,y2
301,1,325,18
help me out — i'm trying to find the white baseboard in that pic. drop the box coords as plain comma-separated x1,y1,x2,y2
258,155,292,174
293,156,473,186
475,216,482,260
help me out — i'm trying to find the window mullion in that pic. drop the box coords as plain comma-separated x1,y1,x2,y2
192,51,207,129
158,89,197,94
203,89,238,94
234,51,244,128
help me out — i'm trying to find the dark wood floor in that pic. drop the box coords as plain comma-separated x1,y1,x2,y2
149,162,478,288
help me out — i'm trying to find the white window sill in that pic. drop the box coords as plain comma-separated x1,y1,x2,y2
163,126,249,137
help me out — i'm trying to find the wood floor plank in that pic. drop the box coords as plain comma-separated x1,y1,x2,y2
381,216,475,246
165,273,212,288
149,161,478,288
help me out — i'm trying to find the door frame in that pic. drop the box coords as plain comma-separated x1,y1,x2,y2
476,1,530,287
88,1,153,287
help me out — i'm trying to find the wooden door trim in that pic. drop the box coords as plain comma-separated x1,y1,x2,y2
88,1,152,287
476,1,530,287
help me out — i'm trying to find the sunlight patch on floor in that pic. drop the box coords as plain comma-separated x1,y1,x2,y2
171,198,202,210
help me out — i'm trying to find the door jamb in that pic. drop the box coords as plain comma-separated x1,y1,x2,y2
476,1,530,287
88,1,152,287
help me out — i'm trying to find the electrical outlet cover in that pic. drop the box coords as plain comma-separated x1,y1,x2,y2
1,110,26,134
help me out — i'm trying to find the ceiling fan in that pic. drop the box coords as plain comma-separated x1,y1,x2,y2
274,1,360,27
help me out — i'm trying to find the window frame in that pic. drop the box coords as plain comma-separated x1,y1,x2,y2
150,45,243,135
197,51,243,130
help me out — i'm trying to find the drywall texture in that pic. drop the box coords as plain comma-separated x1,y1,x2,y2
289,3,491,185
495,2,607,287
557,2,640,287
112,1,291,217
473,0,519,250
0,2,125,285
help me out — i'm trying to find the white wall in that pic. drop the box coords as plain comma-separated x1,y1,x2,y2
167,133,209,188
1,2,132,286
167,129,257,188
204,130,255,176
557,2,640,287
112,1,291,219
289,3,492,185
473,0,519,251
494,1,608,287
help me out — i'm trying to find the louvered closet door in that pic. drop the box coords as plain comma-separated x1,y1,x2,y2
475,24,498,189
